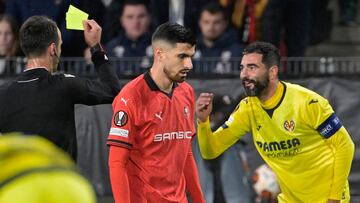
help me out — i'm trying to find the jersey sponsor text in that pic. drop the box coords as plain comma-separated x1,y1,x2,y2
154,131,192,142
256,138,300,152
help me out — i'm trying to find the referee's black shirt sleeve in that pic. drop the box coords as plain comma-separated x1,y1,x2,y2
0,50,120,160
64,50,120,105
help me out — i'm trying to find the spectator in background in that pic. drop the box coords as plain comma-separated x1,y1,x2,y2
338,0,359,26
76,0,126,44
260,0,312,56
105,0,152,76
0,14,19,57
219,0,268,44
5,0,84,56
0,14,22,75
102,0,141,43
194,2,244,74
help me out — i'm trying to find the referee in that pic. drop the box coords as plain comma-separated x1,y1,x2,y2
0,16,120,160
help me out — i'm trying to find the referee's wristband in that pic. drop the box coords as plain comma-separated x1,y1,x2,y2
91,43,109,66
90,43,105,55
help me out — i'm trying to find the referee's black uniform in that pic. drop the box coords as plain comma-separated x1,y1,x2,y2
0,50,120,160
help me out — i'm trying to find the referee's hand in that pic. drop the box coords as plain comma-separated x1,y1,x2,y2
196,93,214,123
82,19,102,47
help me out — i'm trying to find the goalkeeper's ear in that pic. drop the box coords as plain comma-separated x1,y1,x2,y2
269,65,279,81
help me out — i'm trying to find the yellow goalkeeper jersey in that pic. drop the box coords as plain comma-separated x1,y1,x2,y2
198,81,354,203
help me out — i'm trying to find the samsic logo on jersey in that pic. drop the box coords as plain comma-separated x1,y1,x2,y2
154,131,192,142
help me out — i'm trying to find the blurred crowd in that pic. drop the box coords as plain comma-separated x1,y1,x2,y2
0,0,358,76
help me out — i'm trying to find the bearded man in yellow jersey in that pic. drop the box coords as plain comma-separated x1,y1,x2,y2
196,41,355,203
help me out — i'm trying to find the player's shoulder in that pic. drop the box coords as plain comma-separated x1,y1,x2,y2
176,81,195,97
53,72,76,79
117,74,144,97
229,96,252,115
239,96,253,106
284,81,328,104
50,73,77,84
177,81,193,90
285,82,322,96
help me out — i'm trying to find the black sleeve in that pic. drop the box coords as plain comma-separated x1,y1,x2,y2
64,50,121,105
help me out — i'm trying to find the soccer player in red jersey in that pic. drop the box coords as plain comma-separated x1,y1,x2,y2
107,22,205,203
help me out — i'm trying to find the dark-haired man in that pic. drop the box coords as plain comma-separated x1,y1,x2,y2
105,0,152,76
196,41,354,202
0,16,120,160
107,22,205,203
195,1,243,74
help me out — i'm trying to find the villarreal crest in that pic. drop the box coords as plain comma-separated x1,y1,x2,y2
284,120,295,132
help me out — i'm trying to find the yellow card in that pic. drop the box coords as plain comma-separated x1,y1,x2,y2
66,5,89,30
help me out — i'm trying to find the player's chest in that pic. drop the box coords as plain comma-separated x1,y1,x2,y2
251,104,320,156
134,96,193,149
250,103,311,141
139,94,193,134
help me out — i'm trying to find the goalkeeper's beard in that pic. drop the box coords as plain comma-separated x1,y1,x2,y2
242,76,269,97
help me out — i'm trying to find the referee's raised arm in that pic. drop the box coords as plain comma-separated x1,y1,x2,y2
64,20,120,105
0,16,120,160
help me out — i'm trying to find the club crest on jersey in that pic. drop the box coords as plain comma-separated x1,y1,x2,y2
284,120,295,132
184,106,189,118
114,111,128,127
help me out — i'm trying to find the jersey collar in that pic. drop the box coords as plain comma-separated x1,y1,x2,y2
262,81,284,109
17,68,50,79
144,71,178,97
262,81,287,118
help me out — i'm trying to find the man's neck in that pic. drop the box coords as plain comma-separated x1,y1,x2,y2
258,80,279,103
125,33,141,42
149,66,173,93
203,38,215,48
26,57,51,72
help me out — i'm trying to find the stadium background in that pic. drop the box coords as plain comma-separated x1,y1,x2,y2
0,0,360,202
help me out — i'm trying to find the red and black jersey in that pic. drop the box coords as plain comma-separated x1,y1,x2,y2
108,71,196,202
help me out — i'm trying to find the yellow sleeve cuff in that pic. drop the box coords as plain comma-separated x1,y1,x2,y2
196,117,210,126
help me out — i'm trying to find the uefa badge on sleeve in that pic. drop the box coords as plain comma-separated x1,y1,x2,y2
114,111,128,127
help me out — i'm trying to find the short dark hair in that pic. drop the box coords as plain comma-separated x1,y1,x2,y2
243,41,280,68
120,0,149,17
152,22,196,46
19,16,59,57
201,1,228,21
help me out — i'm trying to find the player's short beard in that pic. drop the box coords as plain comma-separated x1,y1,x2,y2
163,67,186,83
242,75,269,97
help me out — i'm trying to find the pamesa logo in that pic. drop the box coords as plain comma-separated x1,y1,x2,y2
256,138,301,158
